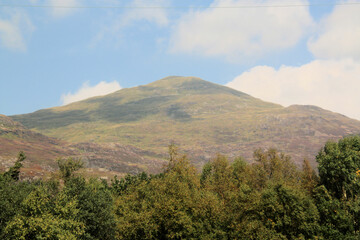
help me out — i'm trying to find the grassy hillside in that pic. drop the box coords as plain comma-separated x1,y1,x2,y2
13,77,279,128
0,115,164,179
11,76,360,168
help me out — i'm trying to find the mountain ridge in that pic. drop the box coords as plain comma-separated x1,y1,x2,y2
8,76,360,173
12,76,281,129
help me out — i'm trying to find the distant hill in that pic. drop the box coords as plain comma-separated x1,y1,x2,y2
10,76,360,171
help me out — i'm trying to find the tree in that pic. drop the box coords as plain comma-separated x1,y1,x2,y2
315,136,360,239
317,135,360,200
258,184,320,239
57,157,83,181
115,146,227,239
301,158,319,194
251,148,298,189
111,172,150,196
0,151,35,237
63,177,116,240
312,185,359,239
200,154,236,199
4,185,85,239
0,178,35,237
3,151,26,181
231,156,249,185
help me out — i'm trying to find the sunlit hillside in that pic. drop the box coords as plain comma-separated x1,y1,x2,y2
11,76,360,169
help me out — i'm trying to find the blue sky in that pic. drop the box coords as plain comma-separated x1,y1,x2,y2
1,0,360,120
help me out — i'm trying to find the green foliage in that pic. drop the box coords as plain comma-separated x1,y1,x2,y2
200,154,236,200
301,159,319,194
63,177,116,240
57,157,83,180
232,156,248,184
0,178,35,238
258,184,320,239
165,144,198,186
256,148,297,181
115,147,226,239
4,185,85,240
312,185,359,239
317,135,360,200
250,148,299,190
0,152,33,237
315,136,360,239
3,151,26,181
200,161,212,186
111,172,152,196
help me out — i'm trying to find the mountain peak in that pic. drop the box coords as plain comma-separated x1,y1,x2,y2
146,76,213,88
11,76,280,130
141,76,250,98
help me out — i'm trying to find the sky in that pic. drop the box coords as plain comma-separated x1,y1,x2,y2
1,0,360,120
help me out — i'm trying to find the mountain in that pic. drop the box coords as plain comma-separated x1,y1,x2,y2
11,76,360,170
0,114,75,178
0,115,164,179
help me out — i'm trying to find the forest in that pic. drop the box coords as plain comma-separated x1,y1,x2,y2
1,135,360,239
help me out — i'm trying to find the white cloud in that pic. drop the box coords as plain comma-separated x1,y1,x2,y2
48,0,79,18
308,0,360,60
0,11,34,51
61,81,122,105
170,0,313,60
226,59,360,120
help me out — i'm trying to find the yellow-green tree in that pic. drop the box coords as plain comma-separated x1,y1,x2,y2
4,186,85,239
115,148,226,239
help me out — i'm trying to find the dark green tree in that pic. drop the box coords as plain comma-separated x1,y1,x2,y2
0,179,35,237
63,177,116,240
313,185,359,239
111,172,150,196
3,151,26,181
0,152,36,236
258,184,320,239
317,135,360,200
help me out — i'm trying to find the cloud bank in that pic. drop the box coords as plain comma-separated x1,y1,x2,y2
61,81,122,105
226,59,360,120
170,0,313,60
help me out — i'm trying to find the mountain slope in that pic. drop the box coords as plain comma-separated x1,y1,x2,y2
11,76,360,168
0,115,164,179
0,114,76,177
13,76,280,129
